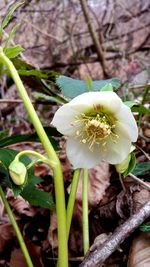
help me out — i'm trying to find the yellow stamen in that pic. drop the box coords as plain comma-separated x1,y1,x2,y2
73,111,118,151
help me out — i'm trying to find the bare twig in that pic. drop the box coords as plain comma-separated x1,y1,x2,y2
79,0,109,78
129,173,150,190
129,83,150,90
136,144,150,161
0,99,34,103
80,200,150,267
0,99,57,105
18,17,62,42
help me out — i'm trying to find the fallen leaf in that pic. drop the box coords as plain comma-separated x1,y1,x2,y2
48,213,58,254
128,233,150,267
0,223,14,253
68,161,111,208
34,164,50,177
132,187,150,213
116,190,132,219
9,195,36,217
0,198,9,224
24,241,44,267
10,248,27,267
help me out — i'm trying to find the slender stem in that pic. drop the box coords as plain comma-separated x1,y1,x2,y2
15,150,49,164
66,169,80,239
0,48,68,267
0,186,33,267
118,173,126,192
82,169,89,255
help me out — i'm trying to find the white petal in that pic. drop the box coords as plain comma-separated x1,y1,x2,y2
100,126,132,164
69,91,122,114
115,104,138,142
51,104,80,136
66,138,103,169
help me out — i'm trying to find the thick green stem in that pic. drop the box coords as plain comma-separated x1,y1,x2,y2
0,186,33,267
66,169,80,239
0,48,68,267
82,169,89,255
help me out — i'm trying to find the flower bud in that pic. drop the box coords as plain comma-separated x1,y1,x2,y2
115,145,135,174
115,153,131,174
9,160,27,185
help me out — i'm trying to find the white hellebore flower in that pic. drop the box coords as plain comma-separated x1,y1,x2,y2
52,91,138,169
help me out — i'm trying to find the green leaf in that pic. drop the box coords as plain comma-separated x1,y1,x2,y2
124,101,150,115
123,152,136,177
132,161,150,176
140,224,150,232
18,69,50,79
124,101,136,108
33,92,64,105
56,75,120,99
4,45,24,59
132,104,150,115
100,83,113,92
11,58,58,80
4,24,20,50
0,148,18,167
21,185,55,210
0,1,24,38
0,129,9,140
0,127,60,150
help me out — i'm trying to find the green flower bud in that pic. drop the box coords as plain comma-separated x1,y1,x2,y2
115,153,131,174
9,160,27,185
115,145,135,174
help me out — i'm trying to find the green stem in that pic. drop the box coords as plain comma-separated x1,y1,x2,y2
66,169,80,239
0,186,33,267
0,48,68,267
82,168,89,255
15,150,49,164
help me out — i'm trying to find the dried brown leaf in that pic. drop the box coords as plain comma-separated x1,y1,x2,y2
0,198,9,224
48,213,58,254
116,190,132,219
128,233,150,267
132,188,150,213
74,161,111,207
0,223,14,253
10,248,27,267
9,195,36,217
34,164,50,177
25,242,44,267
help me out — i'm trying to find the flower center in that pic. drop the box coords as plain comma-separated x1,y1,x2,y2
74,113,118,151
85,118,111,140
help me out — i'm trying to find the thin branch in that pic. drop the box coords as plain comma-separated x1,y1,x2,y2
79,0,109,77
135,144,150,161
80,200,150,267
18,17,62,42
129,83,150,90
0,99,52,104
0,99,35,103
129,173,150,190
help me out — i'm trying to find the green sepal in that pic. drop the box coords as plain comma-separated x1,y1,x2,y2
123,152,136,177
